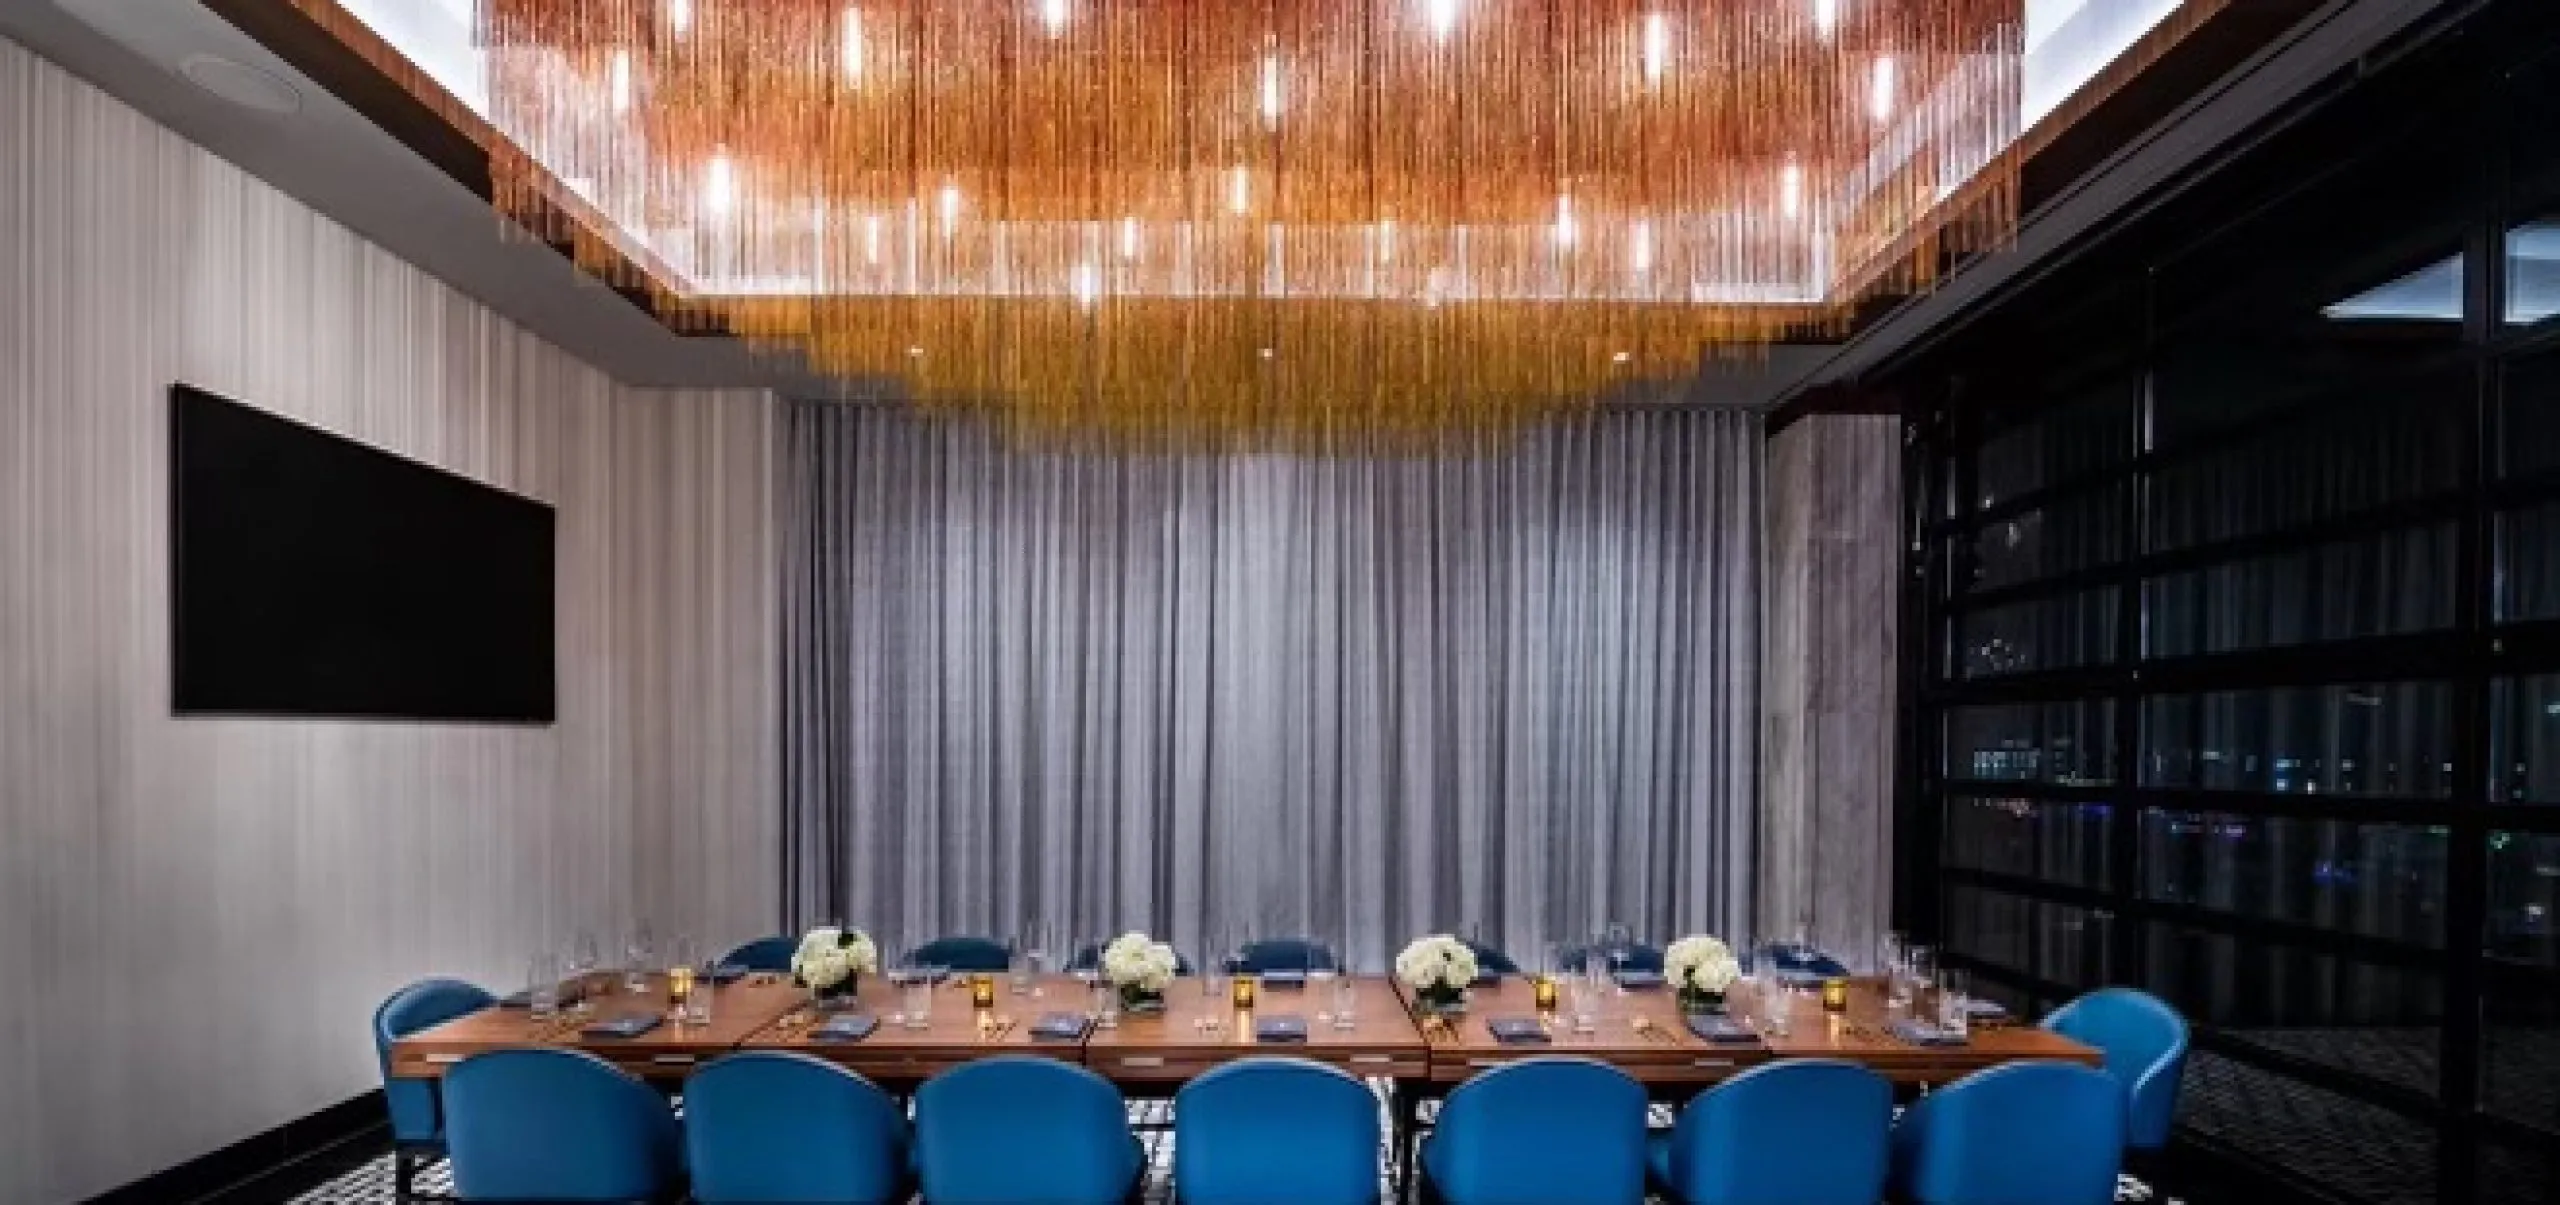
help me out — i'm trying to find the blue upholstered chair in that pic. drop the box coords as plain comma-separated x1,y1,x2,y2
1227,937,1340,974
1890,1062,2125,1205
902,935,1013,972
1646,1060,1891,1205
2041,987,2189,1151
1067,943,1196,975
686,1052,908,1204
373,978,496,1202
719,935,799,973
1463,939,1520,976
442,1048,683,1203
1421,1056,1648,1205
914,1057,1144,1205
1558,941,1664,974
1174,1057,1380,1205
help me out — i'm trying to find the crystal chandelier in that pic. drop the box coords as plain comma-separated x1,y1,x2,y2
467,0,2027,441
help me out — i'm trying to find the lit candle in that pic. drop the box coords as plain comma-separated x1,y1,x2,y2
1232,977,1257,1009
970,974,997,1010
1821,977,1849,1013
1532,975,1559,1012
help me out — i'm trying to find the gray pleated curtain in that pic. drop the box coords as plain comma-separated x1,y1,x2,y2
781,403,1762,971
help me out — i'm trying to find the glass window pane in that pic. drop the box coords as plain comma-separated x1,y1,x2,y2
2147,380,2470,553
2507,220,2560,327
2139,811,2446,946
2486,832,2560,1132
2503,349,2560,478
1946,700,2117,785
2500,501,2560,623
1943,795,2114,889
1961,486,2125,594
1972,382,2137,509
2141,683,2455,798
2481,1140,2560,1205
2144,925,2441,1099
2144,523,2458,658
1943,883,2110,988
1956,589,2118,679
2492,675,2560,803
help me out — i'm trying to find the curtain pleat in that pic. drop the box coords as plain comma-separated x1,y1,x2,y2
782,405,1763,969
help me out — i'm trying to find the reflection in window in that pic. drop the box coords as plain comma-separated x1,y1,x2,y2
2143,925,2441,1036
2142,683,2455,798
1972,384,2136,508
1960,486,2125,594
2140,811,2445,946
2505,351,2560,479
2501,503,2560,622
1943,796,2113,888
2506,220,2560,325
1944,883,2109,987
2143,523,2457,658
2491,676,2560,803
2324,254,2464,323
1957,589,2118,679
2147,389,2468,552
2485,832,2560,1133
1947,701,2117,785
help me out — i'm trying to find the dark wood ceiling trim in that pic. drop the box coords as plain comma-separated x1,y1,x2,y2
196,0,725,337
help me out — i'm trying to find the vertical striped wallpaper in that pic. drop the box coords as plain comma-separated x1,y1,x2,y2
0,36,776,1203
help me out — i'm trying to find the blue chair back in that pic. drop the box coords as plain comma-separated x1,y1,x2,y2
686,1052,907,1204
373,978,495,1146
1424,1056,1647,1205
720,935,800,973
1067,942,1196,975
1654,1060,1891,1205
2042,987,2188,1150
442,1048,682,1203
1228,937,1340,974
903,935,1013,972
1559,941,1664,974
1463,940,1520,976
1891,1062,2124,1205
914,1057,1143,1205
1175,1057,1380,1205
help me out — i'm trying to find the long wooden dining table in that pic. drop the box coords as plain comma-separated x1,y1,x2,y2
391,970,2099,1091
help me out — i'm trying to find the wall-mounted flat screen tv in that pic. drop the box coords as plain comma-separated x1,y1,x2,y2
171,384,556,722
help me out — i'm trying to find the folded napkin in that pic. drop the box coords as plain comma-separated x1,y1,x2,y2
1029,1013,1093,1041
706,964,748,985
1960,998,2009,1020
809,1014,878,1042
1260,971,1306,989
1773,969,1825,989
1888,1020,1968,1047
498,979,590,1009
1685,1014,1759,1044
582,1014,662,1040
1254,1015,1310,1043
1485,1017,1552,1046
1611,969,1665,990
1471,971,1504,987
886,967,951,986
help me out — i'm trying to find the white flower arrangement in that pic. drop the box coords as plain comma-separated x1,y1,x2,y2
1100,931,1180,998
790,926,879,996
1395,934,1480,1008
1664,934,1741,1006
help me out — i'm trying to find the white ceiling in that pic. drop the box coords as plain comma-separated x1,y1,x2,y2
2,0,2450,409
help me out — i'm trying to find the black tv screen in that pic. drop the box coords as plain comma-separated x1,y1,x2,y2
171,384,556,722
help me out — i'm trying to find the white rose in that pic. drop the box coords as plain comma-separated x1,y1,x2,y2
1666,935,1738,994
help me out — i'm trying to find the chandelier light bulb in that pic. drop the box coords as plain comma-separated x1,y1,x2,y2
1040,0,1069,36
1230,166,1250,215
863,213,882,265
939,182,962,230
1425,0,1459,41
1812,0,1837,38
1630,219,1652,275
1870,56,1896,122
1780,161,1804,219
842,8,863,82
1120,215,1140,261
607,49,631,114
1553,194,1576,248
1643,14,1669,86
1260,54,1284,128
1378,218,1396,264
669,0,693,37
1072,261,1100,308
703,152,734,218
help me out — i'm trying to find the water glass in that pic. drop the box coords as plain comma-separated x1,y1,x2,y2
526,952,561,1020
1938,969,1970,1038
683,976,716,1027
1567,966,1602,1034
901,966,938,1030
1330,971,1359,1030
1091,975,1119,1030
1903,944,1935,1006
1756,969,1793,1037
624,925,655,994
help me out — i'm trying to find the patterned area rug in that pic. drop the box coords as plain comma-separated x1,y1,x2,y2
285,1086,2172,1204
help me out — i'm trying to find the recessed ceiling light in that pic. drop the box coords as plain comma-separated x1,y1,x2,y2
177,55,301,115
